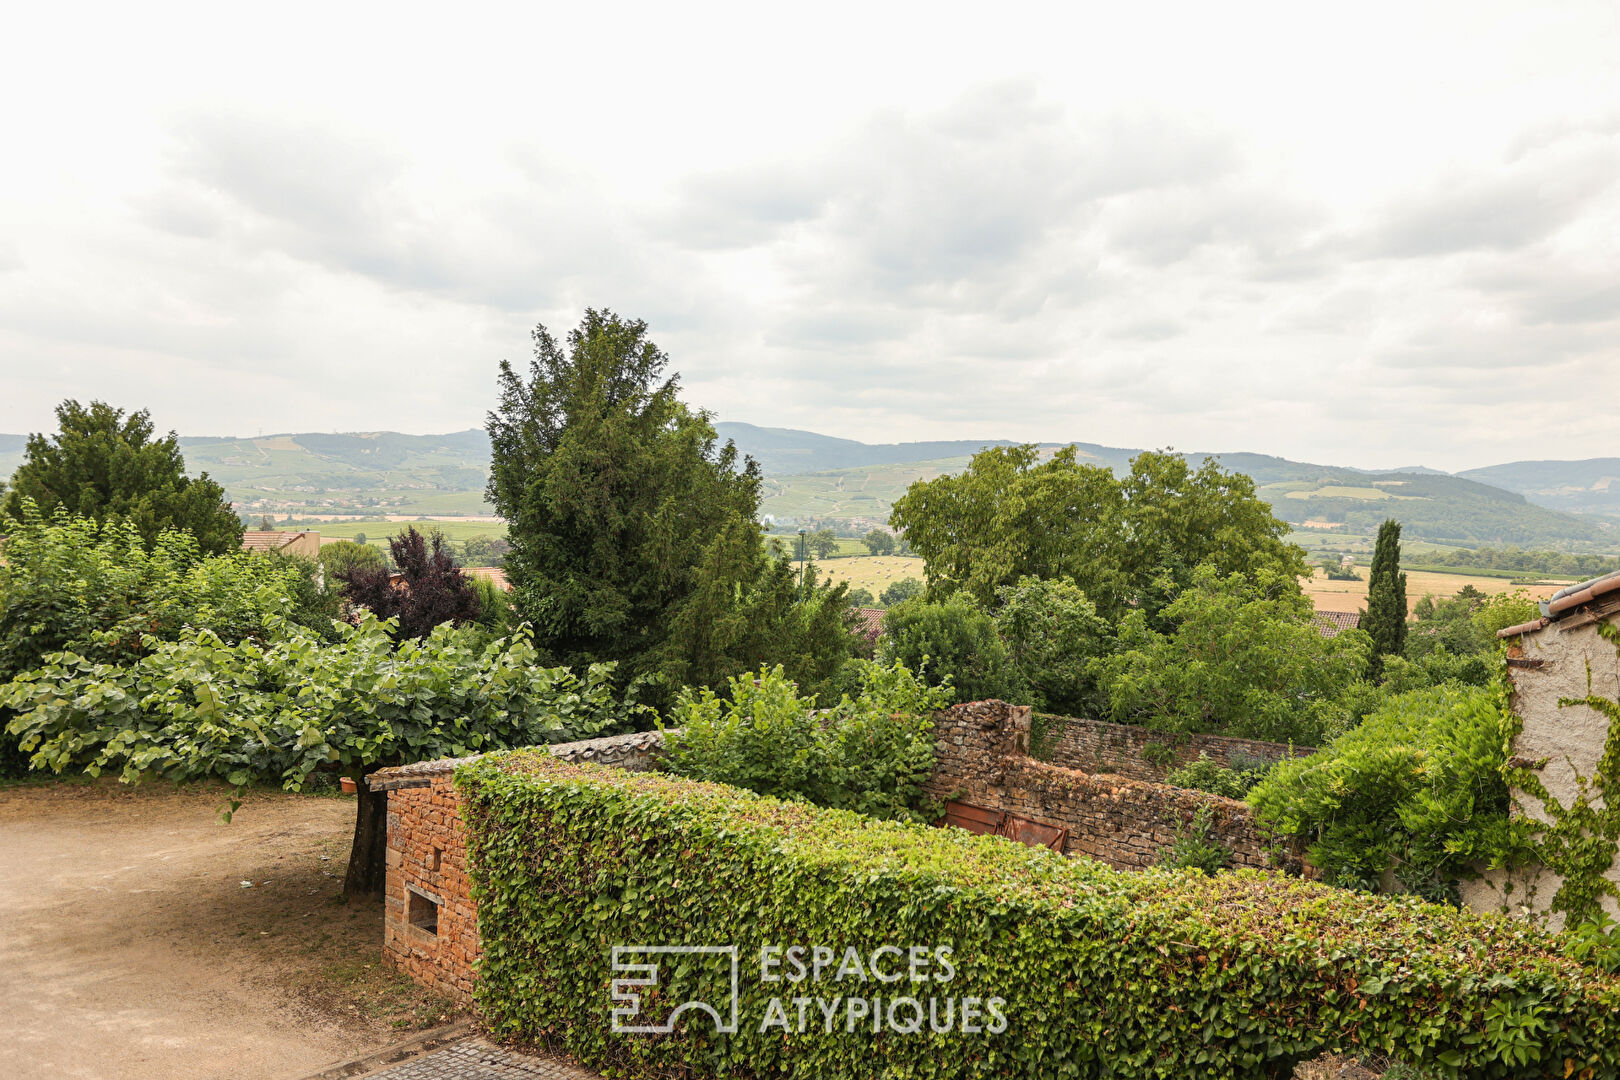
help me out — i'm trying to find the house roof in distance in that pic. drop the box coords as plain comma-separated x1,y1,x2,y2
850,607,884,644
240,530,317,553
1312,610,1361,638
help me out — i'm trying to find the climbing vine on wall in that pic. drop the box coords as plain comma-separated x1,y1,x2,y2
1507,620,1620,926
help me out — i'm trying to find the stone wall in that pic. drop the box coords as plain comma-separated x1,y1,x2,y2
1459,608,1620,927
374,710,1286,1005
927,700,1277,871
1041,714,1312,783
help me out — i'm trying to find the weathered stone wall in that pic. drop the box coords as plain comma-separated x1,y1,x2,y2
371,729,673,1003
1459,609,1620,928
927,701,1276,871
1042,714,1312,783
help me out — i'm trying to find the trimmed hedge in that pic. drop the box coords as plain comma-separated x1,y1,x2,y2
457,752,1620,1080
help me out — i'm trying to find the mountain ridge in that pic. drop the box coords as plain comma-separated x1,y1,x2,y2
0,423,1614,545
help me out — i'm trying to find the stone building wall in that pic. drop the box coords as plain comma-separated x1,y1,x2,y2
1459,606,1620,927
926,700,1276,871
1042,714,1312,783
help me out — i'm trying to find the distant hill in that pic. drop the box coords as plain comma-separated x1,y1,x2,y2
0,422,1611,549
1458,459,1620,520
713,422,1023,475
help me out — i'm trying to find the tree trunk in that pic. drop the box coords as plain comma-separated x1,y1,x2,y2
343,766,390,900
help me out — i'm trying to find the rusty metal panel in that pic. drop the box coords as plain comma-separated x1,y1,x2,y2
941,801,1005,835
998,814,1066,852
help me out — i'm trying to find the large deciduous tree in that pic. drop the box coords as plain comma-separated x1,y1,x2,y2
486,310,851,704
1364,519,1408,678
3,400,242,554
889,444,1306,620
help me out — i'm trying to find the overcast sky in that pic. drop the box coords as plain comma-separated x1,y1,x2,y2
2,1,1617,471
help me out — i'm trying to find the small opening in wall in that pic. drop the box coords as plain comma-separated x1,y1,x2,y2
407,888,439,936
428,846,443,872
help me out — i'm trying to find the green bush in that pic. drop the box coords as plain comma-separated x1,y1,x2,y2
993,576,1113,716
1246,685,1525,902
1095,565,1371,745
459,752,1620,1079
880,594,1023,705
1155,805,1232,873
1164,753,1271,800
661,661,951,823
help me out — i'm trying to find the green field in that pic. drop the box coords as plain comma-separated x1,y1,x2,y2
759,459,972,524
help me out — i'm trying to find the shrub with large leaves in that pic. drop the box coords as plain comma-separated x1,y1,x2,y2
0,503,334,774
0,613,638,896
1246,683,1527,901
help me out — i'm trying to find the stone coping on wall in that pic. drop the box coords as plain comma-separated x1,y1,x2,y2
368,729,670,792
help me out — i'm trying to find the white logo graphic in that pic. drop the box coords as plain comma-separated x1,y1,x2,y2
610,945,740,1034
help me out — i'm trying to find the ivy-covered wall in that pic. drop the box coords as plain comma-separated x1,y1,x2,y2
1463,610,1620,928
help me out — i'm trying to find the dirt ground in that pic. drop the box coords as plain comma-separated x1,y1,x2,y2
0,779,458,1080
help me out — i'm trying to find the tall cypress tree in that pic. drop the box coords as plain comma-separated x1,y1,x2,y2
1364,518,1407,678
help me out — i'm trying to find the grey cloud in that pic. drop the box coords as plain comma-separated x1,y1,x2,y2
1361,139,1619,258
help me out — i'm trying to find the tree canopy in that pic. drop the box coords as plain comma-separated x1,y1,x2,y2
486,309,851,704
3,400,242,554
889,445,1306,620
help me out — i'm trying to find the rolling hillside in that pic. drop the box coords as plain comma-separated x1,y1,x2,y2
1458,459,1620,520
0,420,1613,550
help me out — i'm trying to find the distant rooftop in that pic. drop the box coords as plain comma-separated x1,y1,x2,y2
1312,610,1362,639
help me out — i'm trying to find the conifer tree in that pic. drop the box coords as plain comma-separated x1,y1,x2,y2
1364,519,1407,678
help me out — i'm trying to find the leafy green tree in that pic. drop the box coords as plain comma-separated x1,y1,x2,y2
1095,565,1372,745
890,445,1305,620
486,310,848,705
317,540,385,580
863,529,896,556
994,576,1113,716
1364,519,1408,677
880,594,1022,705
462,534,510,566
808,529,839,559
844,587,877,609
3,400,242,554
0,503,340,774
880,577,923,606
1,614,637,897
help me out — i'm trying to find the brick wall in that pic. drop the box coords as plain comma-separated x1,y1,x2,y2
1041,714,1312,784
927,700,1277,871
370,729,672,1005
382,770,479,1004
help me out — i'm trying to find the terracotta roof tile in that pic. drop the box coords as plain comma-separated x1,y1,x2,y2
850,607,885,643
1312,610,1361,638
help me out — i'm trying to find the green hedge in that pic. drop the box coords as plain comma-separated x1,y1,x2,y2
457,753,1620,1080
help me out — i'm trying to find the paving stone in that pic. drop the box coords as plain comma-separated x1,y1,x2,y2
370,1038,601,1079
